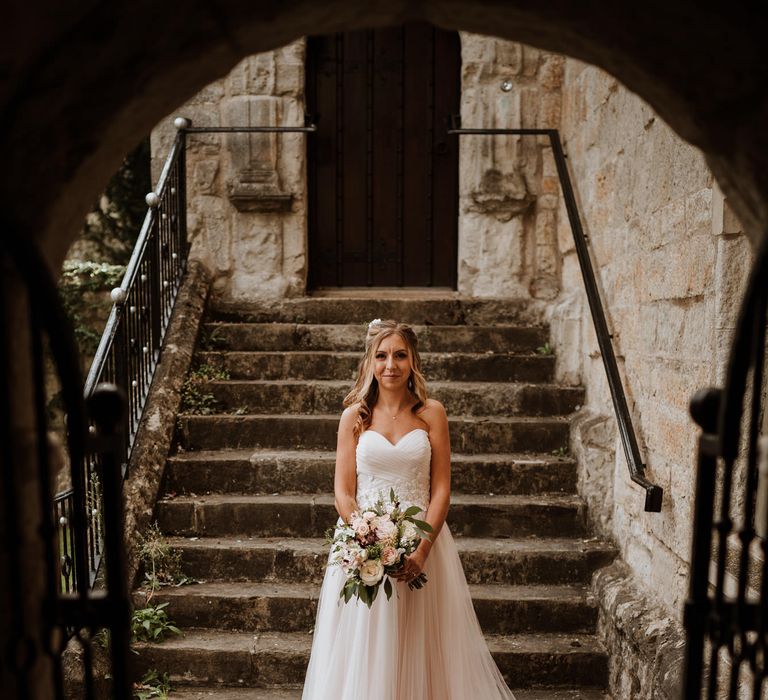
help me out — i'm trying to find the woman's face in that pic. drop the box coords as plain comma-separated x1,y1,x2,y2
373,333,412,391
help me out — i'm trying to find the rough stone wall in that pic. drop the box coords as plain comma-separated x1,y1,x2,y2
151,41,308,301
458,35,563,299
548,55,753,684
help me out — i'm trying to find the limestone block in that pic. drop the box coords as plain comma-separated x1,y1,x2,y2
593,560,685,700
644,235,715,301
247,52,277,95
538,91,561,127
227,216,290,299
192,159,220,194
457,214,527,297
684,187,712,237
227,57,248,95
714,232,751,327
521,44,540,77
494,40,523,74
539,54,565,90
459,32,497,64
571,408,616,535
275,61,304,97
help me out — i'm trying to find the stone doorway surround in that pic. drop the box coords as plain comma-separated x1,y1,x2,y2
150,32,565,304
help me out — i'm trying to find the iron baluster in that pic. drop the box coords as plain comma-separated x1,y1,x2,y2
685,387,722,699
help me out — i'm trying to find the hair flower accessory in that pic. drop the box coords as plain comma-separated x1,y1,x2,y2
368,318,382,331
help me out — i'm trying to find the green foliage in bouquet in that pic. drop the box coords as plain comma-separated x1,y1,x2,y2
331,487,434,609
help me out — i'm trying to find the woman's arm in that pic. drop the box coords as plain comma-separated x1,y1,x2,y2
333,406,359,523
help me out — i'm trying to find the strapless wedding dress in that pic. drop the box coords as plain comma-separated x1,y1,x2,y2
301,427,516,700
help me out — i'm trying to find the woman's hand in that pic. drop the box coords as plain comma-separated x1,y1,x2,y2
390,548,427,583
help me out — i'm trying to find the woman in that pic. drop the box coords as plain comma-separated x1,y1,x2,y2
301,319,516,700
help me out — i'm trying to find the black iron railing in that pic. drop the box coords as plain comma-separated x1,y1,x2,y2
448,115,663,513
684,232,768,698
52,123,189,594
54,117,317,594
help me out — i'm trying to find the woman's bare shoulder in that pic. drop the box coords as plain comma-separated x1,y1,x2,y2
415,398,448,428
339,404,360,430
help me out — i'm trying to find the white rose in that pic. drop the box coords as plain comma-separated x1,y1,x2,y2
362,510,377,521
355,521,370,537
375,518,398,543
359,559,384,586
401,520,420,544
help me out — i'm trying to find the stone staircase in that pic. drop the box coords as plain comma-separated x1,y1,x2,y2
133,297,617,699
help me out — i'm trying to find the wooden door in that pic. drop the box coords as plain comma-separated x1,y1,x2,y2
307,23,460,289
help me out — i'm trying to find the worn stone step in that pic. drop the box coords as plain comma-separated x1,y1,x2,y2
194,350,554,382
164,449,577,496
133,581,595,635
156,493,586,539
176,414,570,454
202,379,582,417
167,536,616,586
168,687,609,700
200,322,549,354
208,297,541,326
132,629,607,688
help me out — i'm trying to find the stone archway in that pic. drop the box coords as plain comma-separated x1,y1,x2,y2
2,4,768,699
2,2,768,270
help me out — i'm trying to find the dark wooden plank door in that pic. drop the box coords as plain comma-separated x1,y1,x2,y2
307,23,460,289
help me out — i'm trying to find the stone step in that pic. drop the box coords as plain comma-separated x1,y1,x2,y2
167,536,616,586
164,449,577,496
134,582,595,635
176,414,570,454
194,350,554,383
201,322,549,354
132,629,607,688
208,297,541,326
156,493,586,539
167,687,609,700
202,379,582,417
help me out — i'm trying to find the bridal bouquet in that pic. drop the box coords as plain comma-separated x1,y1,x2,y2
327,488,433,608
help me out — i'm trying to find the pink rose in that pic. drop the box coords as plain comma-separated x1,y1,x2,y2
381,546,399,567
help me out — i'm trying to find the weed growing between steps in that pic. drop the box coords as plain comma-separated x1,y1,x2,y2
131,603,182,643
136,521,199,593
180,362,230,415
198,323,226,350
133,669,171,700
536,341,553,355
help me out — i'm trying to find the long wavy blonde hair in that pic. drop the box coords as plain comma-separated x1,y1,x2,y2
343,320,429,439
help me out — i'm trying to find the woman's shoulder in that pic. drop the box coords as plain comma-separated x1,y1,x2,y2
415,398,447,425
339,404,361,424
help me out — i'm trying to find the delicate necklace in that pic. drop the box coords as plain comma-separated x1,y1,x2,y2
389,403,409,420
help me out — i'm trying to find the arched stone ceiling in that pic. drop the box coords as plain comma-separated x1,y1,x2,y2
1,1,766,269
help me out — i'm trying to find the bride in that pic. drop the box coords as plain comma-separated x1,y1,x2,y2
301,319,516,700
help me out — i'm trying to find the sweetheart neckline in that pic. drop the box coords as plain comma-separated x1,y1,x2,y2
361,427,429,448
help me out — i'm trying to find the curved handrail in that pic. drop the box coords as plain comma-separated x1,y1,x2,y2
448,116,663,512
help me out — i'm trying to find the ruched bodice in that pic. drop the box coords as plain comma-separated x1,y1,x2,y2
355,428,432,511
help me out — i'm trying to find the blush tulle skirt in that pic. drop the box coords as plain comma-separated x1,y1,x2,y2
300,523,516,700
